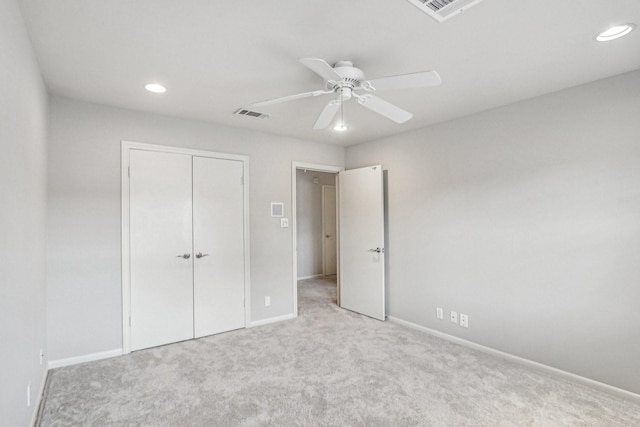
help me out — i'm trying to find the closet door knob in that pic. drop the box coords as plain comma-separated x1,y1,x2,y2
176,253,191,259
195,252,210,259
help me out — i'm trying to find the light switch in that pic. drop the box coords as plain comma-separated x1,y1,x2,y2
280,218,289,228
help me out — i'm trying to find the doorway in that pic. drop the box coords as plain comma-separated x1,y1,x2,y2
322,185,337,276
291,162,343,316
292,162,386,321
295,169,337,279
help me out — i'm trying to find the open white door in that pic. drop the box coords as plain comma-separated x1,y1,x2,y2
338,165,385,321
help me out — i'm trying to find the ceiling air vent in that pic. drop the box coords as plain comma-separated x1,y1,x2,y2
234,108,269,119
406,0,485,23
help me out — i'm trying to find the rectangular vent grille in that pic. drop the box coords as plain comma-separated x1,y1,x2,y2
234,108,269,119
406,0,485,22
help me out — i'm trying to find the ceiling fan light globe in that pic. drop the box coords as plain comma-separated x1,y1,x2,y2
145,83,166,93
595,24,635,41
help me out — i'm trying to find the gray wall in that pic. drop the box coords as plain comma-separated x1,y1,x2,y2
346,70,640,394
296,170,336,278
0,0,49,424
6,1,637,406
47,96,344,362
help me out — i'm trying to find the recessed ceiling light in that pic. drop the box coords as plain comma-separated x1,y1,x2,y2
145,83,167,93
595,24,636,42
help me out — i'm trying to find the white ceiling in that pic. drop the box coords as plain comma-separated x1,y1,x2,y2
19,0,640,146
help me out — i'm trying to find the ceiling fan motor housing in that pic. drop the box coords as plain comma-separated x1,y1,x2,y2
326,61,365,92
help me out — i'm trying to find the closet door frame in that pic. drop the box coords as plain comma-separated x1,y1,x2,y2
121,140,250,354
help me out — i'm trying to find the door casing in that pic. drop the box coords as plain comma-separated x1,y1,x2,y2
121,140,250,354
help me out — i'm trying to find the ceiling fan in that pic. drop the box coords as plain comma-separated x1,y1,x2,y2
253,58,442,130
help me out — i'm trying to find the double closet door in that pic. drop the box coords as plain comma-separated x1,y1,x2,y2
128,148,246,351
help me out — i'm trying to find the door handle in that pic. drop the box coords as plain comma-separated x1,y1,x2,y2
176,253,191,259
368,247,384,253
195,252,210,259
325,234,332,238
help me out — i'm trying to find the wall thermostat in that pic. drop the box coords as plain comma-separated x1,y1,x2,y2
270,202,284,217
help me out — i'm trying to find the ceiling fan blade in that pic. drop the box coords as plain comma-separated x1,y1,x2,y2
357,95,413,124
300,58,342,82
365,70,441,91
313,100,341,130
253,90,329,107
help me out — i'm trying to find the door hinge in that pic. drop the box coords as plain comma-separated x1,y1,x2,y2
241,175,244,185
128,166,130,177
129,316,131,327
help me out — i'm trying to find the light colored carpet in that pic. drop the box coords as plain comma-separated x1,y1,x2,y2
38,276,640,426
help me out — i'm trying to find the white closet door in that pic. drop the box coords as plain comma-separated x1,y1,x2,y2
193,156,245,337
130,149,194,351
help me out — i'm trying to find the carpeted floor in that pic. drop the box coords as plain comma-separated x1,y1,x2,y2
37,276,640,426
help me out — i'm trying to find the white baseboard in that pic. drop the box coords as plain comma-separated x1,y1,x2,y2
297,274,324,280
48,348,123,370
30,367,48,427
250,313,296,328
387,316,640,403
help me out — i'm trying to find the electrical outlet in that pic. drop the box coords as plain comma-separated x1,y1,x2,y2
450,311,458,324
40,349,44,365
27,383,31,407
280,218,289,228
436,307,444,320
265,296,271,307
460,313,469,328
